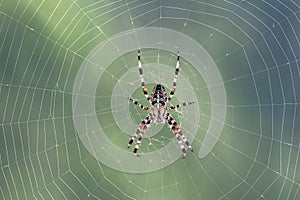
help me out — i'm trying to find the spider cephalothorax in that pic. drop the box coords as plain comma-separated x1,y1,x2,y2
128,50,194,158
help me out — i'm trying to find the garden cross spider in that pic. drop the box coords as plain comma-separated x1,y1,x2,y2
127,50,195,158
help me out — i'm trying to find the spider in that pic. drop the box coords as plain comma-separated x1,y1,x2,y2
127,50,195,158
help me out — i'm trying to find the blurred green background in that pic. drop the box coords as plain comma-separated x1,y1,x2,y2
1,0,300,199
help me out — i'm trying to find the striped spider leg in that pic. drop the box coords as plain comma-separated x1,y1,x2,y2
127,114,152,156
128,50,194,158
167,101,195,110
165,113,193,158
168,51,180,101
137,49,151,102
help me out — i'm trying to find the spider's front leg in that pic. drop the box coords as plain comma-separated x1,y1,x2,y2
165,113,193,158
168,52,180,102
137,50,151,102
128,114,152,156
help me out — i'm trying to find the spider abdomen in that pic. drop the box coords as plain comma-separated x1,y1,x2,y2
150,84,168,124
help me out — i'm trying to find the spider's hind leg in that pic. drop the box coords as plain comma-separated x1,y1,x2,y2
128,114,152,156
165,113,193,158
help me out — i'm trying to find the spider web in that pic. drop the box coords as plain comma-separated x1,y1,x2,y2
0,0,300,200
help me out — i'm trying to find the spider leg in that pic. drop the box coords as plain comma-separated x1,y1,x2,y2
165,113,193,158
168,52,180,102
137,50,150,102
128,114,152,156
167,101,195,110
128,98,149,110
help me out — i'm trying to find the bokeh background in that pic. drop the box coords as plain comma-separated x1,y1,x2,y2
1,0,300,199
